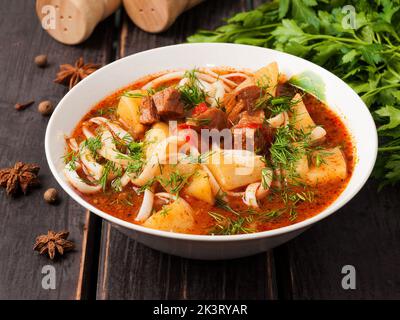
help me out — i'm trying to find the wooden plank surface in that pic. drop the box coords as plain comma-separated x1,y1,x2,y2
0,0,115,299
96,0,278,300
2,0,398,300
275,182,400,299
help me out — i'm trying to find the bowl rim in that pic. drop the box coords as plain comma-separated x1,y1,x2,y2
45,43,378,242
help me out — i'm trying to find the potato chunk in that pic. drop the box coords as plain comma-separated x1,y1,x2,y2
254,62,279,97
288,93,316,132
291,147,347,186
159,162,198,194
144,122,169,159
184,169,215,205
306,147,347,185
143,198,194,233
117,90,146,138
206,150,265,191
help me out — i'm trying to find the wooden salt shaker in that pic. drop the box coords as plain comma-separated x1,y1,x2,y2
123,0,205,33
36,0,121,45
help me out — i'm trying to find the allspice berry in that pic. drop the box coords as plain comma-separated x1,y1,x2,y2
38,100,53,116
34,54,48,68
44,188,58,204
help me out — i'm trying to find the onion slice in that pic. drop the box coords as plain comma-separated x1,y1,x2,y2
135,188,155,222
243,183,260,208
68,138,79,152
79,143,104,181
199,68,238,88
310,126,326,143
243,167,273,208
63,163,101,194
267,111,289,128
82,126,95,139
132,135,186,186
142,71,185,90
90,117,133,144
98,129,130,167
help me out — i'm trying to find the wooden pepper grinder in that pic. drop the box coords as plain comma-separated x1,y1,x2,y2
36,0,121,45
123,0,205,33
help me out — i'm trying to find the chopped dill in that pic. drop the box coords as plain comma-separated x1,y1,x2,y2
62,150,79,171
82,136,102,158
288,207,298,222
111,177,122,192
261,168,273,189
208,212,255,235
95,107,116,116
215,193,240,216
137,177,156,193
159,206,171,217
178,69,207,110
184,150,216,164
158,169,195,195
99,161,122,191
122,91,146,98
256,209,286,222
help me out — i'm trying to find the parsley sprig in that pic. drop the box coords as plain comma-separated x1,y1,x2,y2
189,0,400,187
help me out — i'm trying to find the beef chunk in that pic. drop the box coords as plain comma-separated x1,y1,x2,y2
238,110,265,124
232,111,273,154
189,107,229,130
236,84,262,110
224,79,262,124
152,87,184,120
139,96,159,125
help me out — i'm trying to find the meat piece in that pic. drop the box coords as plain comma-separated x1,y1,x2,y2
223,92,237,115
276,82,297,97
139,96,159,125
238,110,265,124
152,87,184,120
189,107,229,130
227,100,246,124
232,112,273,154
235,84,262,110
224,78,262,123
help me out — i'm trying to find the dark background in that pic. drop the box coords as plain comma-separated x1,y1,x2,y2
0,0,399,300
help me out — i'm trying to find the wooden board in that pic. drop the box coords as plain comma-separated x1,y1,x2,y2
96,0,278,300
275,182,400,299
0,0,115,299
2,0,399,300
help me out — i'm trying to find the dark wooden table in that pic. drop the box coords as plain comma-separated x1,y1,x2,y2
1,0,399,300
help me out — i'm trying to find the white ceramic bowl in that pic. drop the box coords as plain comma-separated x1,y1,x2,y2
45,43,377,260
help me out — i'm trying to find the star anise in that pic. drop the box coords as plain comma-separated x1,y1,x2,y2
0,162,40,196
54,57,101,90
33,230,74,260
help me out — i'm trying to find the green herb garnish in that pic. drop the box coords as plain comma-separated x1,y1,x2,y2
189,0,400,187
178,69,207,110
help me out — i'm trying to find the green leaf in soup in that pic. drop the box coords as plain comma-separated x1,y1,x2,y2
375,106,400,131
288,70,326,102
